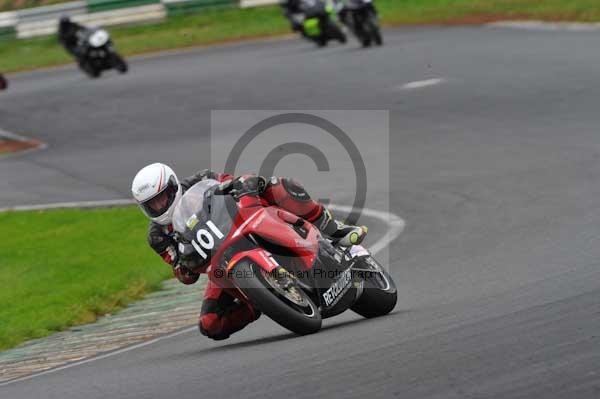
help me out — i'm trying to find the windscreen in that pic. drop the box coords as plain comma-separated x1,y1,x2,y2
172,179,238,262
173,180,216,233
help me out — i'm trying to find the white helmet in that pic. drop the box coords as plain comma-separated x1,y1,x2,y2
131,163,182,225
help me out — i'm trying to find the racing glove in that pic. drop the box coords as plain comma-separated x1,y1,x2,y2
217,175,267,198
232,175,267,197
173,263,200,285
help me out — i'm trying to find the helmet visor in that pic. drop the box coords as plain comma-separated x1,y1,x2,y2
140,176,178,218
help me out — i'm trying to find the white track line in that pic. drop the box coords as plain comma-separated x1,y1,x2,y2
397,78,446,90
328,204,406,255
0,128,35,142
488,21,600,32
0,199,134,212
0,200,405,387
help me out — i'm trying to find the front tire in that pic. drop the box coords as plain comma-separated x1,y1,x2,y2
233,261,322,335
372,26,383,46
368,13,383,46
361,34,372,48
80,60,100,78
316,37,328,47
351,256,397,318
326,20,346,44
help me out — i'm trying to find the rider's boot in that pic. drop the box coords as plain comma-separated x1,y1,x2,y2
314,208,368,247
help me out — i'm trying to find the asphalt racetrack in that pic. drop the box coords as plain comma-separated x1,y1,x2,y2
2,26,600,398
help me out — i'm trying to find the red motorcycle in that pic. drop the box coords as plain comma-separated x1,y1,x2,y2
172,179,397,335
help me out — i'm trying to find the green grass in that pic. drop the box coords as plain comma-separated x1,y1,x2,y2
1,0,65,12
3,0,600,73
377,0,600,25
0,206,171,351
0,6,290,73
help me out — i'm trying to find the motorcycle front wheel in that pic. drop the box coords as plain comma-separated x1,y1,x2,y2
351,255,397,318
326,20,346,44
367,12,383,46
233,260,322,335
79,60,100,78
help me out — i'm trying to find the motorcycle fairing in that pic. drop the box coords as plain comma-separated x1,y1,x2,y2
173,181,361,318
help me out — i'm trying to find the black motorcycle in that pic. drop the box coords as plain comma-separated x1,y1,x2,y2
74,28,128,78
0,74,7,91
339,0,382,47
291,0,346,47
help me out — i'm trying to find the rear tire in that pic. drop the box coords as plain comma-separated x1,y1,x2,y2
351,256,397,318
316,37,327,47
233,261,322,335
113,54,128,74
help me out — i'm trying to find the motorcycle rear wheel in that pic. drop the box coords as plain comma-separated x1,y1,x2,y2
233,260,322,335
113,54,128,74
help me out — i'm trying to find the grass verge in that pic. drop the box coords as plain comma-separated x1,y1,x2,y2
1,0,67,13
0,206,171,351
2,0,600,73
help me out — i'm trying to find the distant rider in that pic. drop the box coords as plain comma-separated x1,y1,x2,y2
337,0,379,28
280,0,305,33
131,163,368,340
58,16,86,56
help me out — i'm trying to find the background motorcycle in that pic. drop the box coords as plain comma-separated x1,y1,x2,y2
173,180,397,336
339,0,382,47
74,29,128,78
292,0,347,47
0,74,7,90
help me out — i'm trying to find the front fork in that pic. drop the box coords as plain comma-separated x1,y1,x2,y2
344,244,374,299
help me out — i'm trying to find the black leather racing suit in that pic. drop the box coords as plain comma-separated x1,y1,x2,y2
147,169,231,284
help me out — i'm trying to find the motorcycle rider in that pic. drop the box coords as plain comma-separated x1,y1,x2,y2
280,0,305,33
337,0,379,29
131,163,368,340
58,16,86,56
